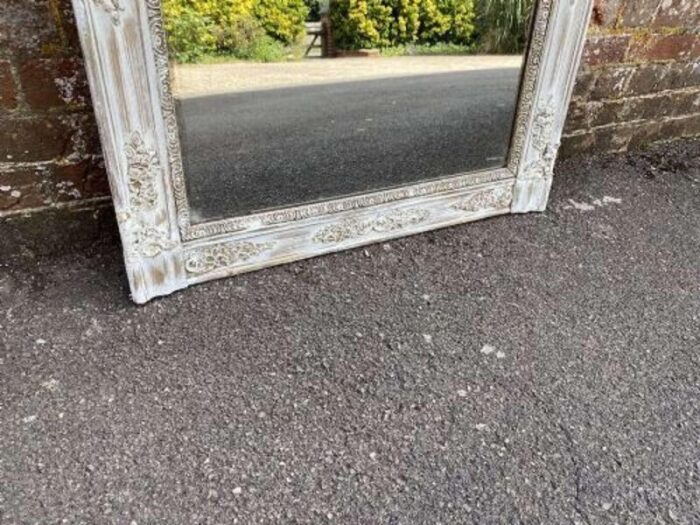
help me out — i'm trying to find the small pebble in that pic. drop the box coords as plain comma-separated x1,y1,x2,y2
480,344,495,355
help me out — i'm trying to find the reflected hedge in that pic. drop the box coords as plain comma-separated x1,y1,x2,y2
162,0,309,62
330,0,476,50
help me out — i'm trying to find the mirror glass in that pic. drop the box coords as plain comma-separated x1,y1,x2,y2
163,0,535,223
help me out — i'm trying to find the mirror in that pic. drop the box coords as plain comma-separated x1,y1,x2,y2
164,0,535,222
71,0,592,302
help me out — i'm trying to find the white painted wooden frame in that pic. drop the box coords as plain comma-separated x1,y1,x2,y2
72,0,593,303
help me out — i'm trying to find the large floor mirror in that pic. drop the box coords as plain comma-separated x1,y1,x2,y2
72,0,592,302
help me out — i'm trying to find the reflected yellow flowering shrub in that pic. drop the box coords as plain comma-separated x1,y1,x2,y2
162,0,308,62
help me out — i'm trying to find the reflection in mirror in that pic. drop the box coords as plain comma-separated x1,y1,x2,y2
163,0,535,222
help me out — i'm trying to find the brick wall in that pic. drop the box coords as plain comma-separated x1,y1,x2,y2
560,0,700,157
0,0,698,216
0,0,109,216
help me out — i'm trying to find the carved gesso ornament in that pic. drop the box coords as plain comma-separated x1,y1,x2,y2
93,0,123,25
522,101,559,179
313,208,429,244
118,216,176,261
507,0,553,173
117,132,175,261
451,186,512,212
185,241,275,275
124,132,159,210
144,0,193,231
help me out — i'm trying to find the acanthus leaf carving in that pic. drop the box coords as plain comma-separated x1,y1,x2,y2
313,208,429,244
185,241,275,275
451,186,512,212
522,100,559,179
118,212,177,261
117,131,176,261
93,0,123,25
125,132,159,211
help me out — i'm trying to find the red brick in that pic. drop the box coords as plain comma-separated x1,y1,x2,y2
18,57,88,109
564,102,591,133
659,113,700,137
590,66,635,99
62,113,103,159
592,124,635,152
583,36,630,67
0,60,17,111
572,70,598,99
665,60,700,89
627,120,664,149
621,92,680,120
0,167,50,211
0,0,75,59
628,33,700,62
652,0,700,30
591,0,625,27
54,159,110,203
590,99,626,127
619,0,662,27
625,63,670,95
559,132,596,158
0,116,73,162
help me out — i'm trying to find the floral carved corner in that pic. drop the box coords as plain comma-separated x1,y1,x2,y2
451,186,512,213
185,241,275,275
116,131,176,261
313,208,429,244
125,132,159,211
522,100,559,179
93,0,124,25
117,213,177,262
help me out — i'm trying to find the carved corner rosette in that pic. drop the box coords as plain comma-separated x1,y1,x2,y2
451,186,513,213
117,131,177,262
313,208,430,244
184,241,275,275
117,214,177,262
93,0,124,25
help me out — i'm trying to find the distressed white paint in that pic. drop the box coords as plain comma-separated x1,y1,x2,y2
71,0,592,303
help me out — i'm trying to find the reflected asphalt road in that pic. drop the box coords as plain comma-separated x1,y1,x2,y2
176,67,522,222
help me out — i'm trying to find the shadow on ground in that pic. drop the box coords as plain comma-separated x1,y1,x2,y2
1,140,698,523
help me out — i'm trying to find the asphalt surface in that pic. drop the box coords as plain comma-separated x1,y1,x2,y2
1,140,699,524
178,68,520,222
